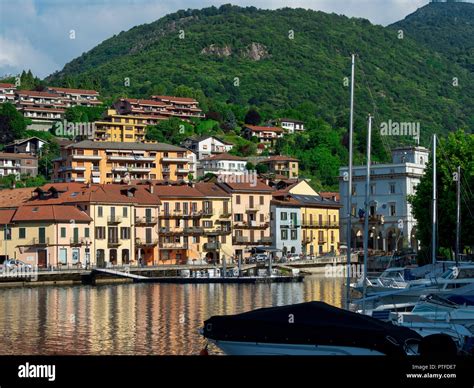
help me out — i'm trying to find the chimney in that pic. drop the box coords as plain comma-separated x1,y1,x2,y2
149,183,154,194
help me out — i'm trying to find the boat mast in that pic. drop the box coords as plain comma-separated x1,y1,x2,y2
432,134,437,265
362,114,372,314
455,165,461,265
346,54,355,309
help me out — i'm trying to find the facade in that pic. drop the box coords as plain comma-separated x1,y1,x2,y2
152,95,205,120
45,87,101,107
0,83,16,103
217,180,274,261
242,125,284,148
339,146,429,252
52,140,192,184
15,90,66,129
0,152,38,177
181,136,233,160
198,153,247,177
275,118,305,134
4,137,47,156
94,109,149,142
260,156,299,179
270,198,302,259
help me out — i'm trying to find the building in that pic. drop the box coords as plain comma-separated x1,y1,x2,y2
259,156,299,179
114,95,205,121
45,87,101,107
0,83,16,103
270,197,302,259
181,136,233,160
217,180,274,261
4,137,47,156
242,125,284,148
93,109,149,142
0,152,38,177
15,90,66,130
52,140,192,184
273,118,305,134
198,153,248,177
339,146,429,252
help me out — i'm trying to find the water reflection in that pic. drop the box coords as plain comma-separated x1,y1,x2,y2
0,275,344,355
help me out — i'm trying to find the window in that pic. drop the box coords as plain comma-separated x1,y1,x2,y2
19,228,26,239
236,195,241,205
122,249,130,264
60,227,66,238
98,206,103,217
259,196,264,205
291,230,297,240
234,214,243,222
123,207,128,217
331,231,335,243
120,227,130,240
95,226,106,239
352,185,357,195
84,228,90,238
59,248,67,265
390,184,396,194
281,212,287,221
281,230,288,240
370,184,376,195
318,231,324,243
390,204,396,217
72,248,80,264
259,214,264,223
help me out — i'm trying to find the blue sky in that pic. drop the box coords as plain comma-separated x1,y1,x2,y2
0,0,460,79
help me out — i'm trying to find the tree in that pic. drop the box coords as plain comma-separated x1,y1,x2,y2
409,130,474,261
244,108,261,125
246,162,255,171
255,163,268,174
0,102,28,143
222,109,236,131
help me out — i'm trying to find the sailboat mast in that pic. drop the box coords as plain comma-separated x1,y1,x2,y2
362,115,372,314
432,134,437,265
455,166,461,265
346,54,355,309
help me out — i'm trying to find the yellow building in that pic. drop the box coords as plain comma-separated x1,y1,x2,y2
94,109,148,142
260,156,299,179
52,140,192,184
153,183,232,265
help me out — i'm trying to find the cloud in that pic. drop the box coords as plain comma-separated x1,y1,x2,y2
0,0,470,79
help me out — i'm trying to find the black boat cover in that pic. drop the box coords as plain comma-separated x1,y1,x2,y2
203,301,422,356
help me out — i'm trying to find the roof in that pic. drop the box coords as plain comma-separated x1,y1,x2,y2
290,194,341,208
201,153,246,162
217,180,274,193
152,95,198,104
260,155,299,163
12,205,92,222
66,140,187,152
0,152,36,160
280,118,304,123
16,90,62,98
244,125,284,133
5,137,48,147
120,98,167,106
0,188,35,209
0,209,15,224
0,83,15,88
152,184,204,198
195,182,231,197
184,135,233,145
319,192,340,202
47,87,99,95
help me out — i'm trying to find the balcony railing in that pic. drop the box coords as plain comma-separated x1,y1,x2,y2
160,243,189,250
245,206,259,212
108,216,122,224
301,221,339,228
206,228,231,235
234,221,269,229
30,237,50,246
135,238,159,246
107,239,121,246
135,216,158,225
70,237,86,245
203,242,221,251
183,227,205,235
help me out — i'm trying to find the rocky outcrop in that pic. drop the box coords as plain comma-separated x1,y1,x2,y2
200,44,232,57
242,42,270,61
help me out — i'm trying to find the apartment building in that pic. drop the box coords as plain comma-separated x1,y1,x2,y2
15,90,66,130
181,136,233,160
151,95,205,120
0,83,16,103
52,140,192,184
272,118,305,134
198,153,247,177
94,109,149,142
45,87,101,107
0,152,38,177
242,125,284,148
152,182,232,265
4,137,47,156
217,180,274,261
260,156,299,179
270,197,302,259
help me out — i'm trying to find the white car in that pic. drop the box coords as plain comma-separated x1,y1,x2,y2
284,254,300,262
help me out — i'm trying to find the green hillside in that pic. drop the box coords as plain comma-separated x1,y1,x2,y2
45,5,474,142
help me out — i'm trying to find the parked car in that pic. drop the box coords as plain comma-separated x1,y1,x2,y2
1,259,32,270
286,254,301,262
249,254,268,264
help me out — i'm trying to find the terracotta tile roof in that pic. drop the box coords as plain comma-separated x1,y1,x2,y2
320,192,340,202
217,180,274,193
0,83,15,88
16,90,61,98
261,155,299,162
152,95,198,104
0,209,15,224
200,153,246,162
47,87,99,95
66,140,187,152
152,184,204,198
271,197,301,207
244,125,284,133
13,205,92,222
0,188,34,208
195,182,231,197
122,98,168,106
21,107,65,113
279,118,304,123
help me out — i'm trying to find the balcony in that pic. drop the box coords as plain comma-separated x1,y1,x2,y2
30,237,50,246
135,238,159,247
160,243,189,250
72,154,102,161
219,212,231,218
128,167,151,173
301,221,339,229
70,237,86,245
203,242,221,251
235,221,269,229
303,237,313,245
206,228,231,236
107,239,121,247
135,216,158,225
260,237,273,245
201,209,213,218
176,168,190,174
183,227,205,235
112,167,127,172
245,206,259,212
108,155,155,162
161,156,190,163
232,236,248,244
108,216,122,224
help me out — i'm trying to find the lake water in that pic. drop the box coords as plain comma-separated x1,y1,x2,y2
0,275,345,355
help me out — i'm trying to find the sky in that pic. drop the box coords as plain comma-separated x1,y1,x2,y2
0,0,464,79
